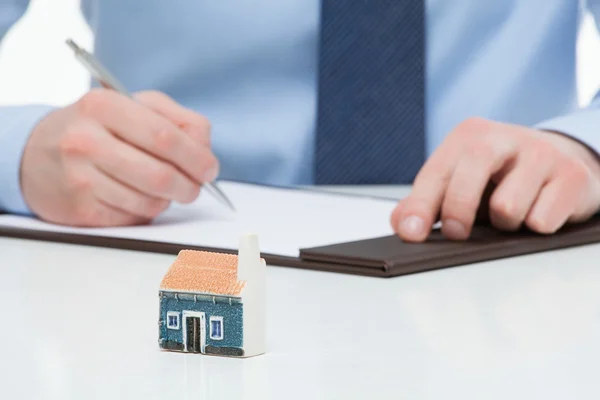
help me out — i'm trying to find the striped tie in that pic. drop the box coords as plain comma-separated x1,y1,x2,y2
314,0,425,184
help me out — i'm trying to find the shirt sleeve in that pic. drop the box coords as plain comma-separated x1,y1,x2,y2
0,0,49,214
534,101,600,156
0,105,56,214
0,0,30,37
535,1,600,154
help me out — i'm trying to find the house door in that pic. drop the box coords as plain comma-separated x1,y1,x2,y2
183,311,206,353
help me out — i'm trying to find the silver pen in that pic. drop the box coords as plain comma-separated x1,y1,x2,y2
65,38,235,212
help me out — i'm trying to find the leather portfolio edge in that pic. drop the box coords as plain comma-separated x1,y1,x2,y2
0,226,388,277
390,228,600,276
301,234,595,277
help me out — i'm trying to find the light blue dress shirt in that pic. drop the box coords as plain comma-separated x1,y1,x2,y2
1,0,600,214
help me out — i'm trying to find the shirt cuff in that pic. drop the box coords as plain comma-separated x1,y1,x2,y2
535,108,600,156
0,105,56,215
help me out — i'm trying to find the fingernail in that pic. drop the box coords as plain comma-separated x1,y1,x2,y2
203,166,219,182
442,219,468,240
399,215,425,236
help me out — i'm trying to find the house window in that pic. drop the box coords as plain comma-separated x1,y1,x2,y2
210,316,224,340
167,312,180,330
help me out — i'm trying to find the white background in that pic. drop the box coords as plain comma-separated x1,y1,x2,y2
1,1,600,108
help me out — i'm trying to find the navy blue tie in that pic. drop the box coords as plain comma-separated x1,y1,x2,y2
315,0,425,184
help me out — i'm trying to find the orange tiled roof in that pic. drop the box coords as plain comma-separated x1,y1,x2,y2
159,250,246,296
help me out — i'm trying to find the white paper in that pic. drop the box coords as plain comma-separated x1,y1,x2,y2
0,182,398,258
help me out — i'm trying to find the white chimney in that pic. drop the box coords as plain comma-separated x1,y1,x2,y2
237,233,262,281
237,233,267,357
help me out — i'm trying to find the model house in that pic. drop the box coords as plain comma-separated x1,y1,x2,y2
158,234,266,357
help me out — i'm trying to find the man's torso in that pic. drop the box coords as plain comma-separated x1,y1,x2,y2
81,0,581,185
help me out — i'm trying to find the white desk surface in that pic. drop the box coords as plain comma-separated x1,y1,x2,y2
1,185,600,400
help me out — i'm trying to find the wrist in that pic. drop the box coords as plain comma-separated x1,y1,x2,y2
0,105,56,215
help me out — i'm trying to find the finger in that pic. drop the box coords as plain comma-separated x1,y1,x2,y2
70,193,150,228
440,145,516,240
473,181,497,224
86,202,150,227
525,161,589,233
88,166,171,219
487,143,556,231
395,138,462,242
397,118,502,241
135,90,211,146
78,88,218,184
398,118,515,242
390,198,406,234
77,119,202,203
439,121,523,240
94,201,150,227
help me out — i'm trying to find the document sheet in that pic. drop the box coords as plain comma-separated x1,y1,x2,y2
0,182,398,257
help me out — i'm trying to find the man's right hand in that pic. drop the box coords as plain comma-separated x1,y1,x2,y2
20,89,219,227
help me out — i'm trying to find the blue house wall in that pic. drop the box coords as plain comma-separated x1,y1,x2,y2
159,290,243,352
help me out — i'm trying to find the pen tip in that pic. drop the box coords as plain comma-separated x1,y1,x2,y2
65,38,80,52
203,182,236,213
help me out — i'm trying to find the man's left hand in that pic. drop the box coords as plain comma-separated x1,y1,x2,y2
391,117,600,241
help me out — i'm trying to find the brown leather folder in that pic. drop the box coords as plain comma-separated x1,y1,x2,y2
1,214,599,278
299,214,600,277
